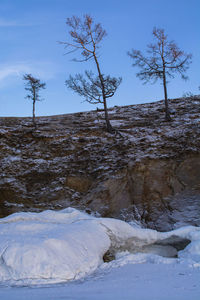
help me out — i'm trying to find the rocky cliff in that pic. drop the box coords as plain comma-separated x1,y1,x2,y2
0,96,200,230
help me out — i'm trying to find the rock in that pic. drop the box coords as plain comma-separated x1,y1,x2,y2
103,250,115,262
156,236,191,251
82,154,200,230
176,157,200,189
141,244,178,258
65,176,92,193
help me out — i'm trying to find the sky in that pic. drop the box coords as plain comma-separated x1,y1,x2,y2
0,0,199,117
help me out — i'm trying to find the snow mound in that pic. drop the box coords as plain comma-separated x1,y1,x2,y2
0,208,199,285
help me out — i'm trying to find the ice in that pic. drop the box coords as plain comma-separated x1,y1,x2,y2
0,208,199,286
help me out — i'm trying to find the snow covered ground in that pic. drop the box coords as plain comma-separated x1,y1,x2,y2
0,263,199,300
0,208,199,299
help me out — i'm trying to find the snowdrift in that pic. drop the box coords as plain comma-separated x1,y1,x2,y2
0,208,199,285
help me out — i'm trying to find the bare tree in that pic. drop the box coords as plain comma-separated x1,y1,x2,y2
128,27,192,121
23,74,46,128
62,15,122,133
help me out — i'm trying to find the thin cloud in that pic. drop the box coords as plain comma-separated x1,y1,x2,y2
0,64,29,81
0,18,20,27
0,18,37,27
0,62,58,88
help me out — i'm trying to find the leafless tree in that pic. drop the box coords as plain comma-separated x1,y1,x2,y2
61,15,122,133
23,74,46,128
128,27,192,121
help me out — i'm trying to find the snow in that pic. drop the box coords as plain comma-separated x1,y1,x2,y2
0,209,199,299
0,208,199,295
3,201,24,208
3,155,21,163
0,263,199,300
110,119,125,126
0,129,8,134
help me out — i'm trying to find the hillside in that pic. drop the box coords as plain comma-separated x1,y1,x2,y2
0,96,200,231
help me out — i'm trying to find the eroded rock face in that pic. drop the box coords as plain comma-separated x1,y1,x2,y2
83,154,200,230
0,97,199,230
65,176,92,193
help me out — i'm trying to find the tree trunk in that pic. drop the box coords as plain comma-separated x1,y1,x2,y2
162,68,171,121
33,89,36,129
93,54,114,133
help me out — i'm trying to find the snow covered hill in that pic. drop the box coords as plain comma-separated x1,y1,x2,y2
0,96,200,230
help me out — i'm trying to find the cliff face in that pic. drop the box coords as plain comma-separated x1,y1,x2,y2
0,97,200,230
84,155,200,231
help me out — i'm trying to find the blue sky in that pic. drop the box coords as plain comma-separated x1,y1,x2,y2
0,0,199,117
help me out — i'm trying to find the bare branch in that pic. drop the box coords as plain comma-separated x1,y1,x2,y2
61,14,106,62
128,27,192,121
66,71,121,105
62,14,121,133
23,74,46,127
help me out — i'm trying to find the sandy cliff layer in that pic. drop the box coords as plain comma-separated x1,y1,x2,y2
0,97,200,230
